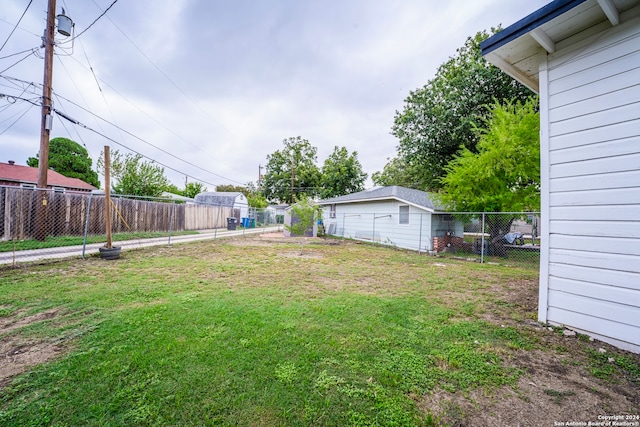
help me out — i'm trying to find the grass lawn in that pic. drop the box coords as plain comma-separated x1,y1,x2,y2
0,231,199,253
0,235,637,426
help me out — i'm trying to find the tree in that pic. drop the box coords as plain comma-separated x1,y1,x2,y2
437,98,540,254
319,146,367,199
183,182,207,198
216,184,248,196
27,137,100,188
371,156,421,188
98,150,169,198
389,29,534,191
284,195,322,239
262,136,321,203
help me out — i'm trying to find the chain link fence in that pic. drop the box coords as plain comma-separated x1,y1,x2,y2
322,211,540,269
0,186,282,267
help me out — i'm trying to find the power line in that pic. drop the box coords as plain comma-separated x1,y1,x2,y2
1,73,245,185
0,46,39,60
0,49,35,74
89,0,240,143
52,91,245,185
0,0,33,53
53,108,220,188
69,0,119,41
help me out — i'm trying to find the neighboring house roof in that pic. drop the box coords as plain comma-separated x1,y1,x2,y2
318,186,443,212
194,191,247,207
0,161,97,191
480,0,636,92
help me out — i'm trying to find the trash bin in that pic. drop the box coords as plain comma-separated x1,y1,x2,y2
241,217,249,228
249,218,255,228
227,217,237,230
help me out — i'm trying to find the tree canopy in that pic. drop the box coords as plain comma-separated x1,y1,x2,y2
437,98,540,213
98,150,169,198
262,137,321,204
182,182,207,199
27,137,100,188
388,29,534,190
319,146,367,199
371,156,420,188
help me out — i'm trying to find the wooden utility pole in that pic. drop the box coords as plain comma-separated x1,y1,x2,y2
34,0,57,241
104,146,113,249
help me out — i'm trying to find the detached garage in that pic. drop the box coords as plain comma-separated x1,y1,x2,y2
482,0,640,352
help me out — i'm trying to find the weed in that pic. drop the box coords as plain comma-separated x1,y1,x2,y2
543,388,576,405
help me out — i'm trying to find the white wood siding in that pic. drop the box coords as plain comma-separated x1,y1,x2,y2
542,14,640,351
321,201,434,251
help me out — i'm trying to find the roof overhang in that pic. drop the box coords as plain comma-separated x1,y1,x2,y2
318,196,438,213
480,0,638,93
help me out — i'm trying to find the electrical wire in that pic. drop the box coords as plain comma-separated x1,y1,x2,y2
0,102,34,136
88,0,241,143
53,108,220,188
0,0,33,53
0,46,39,60
52,91,246,185
0,49,35,74
69,0,119,41
1,76,245,185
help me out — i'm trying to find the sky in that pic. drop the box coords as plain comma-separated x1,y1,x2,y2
0,0,549,190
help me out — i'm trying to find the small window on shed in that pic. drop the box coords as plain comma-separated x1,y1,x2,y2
20,183,35,190
399,205,409,225
329,204,336,218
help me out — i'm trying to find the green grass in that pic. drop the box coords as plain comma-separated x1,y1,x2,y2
0,230,199,252
0,237,541,425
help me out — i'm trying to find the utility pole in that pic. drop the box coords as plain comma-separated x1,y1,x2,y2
38,0,56,190
35,0,57,241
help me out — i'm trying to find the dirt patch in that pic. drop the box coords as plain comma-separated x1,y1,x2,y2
0,338,65,389
422,346,638,426
419,275,640,426
1,308,60,334
0,308,67,390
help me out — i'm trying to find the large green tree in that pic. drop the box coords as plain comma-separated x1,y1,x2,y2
262,136,321,203
319,146,367,199
438,98,540,253
371,156,420,188
98,150,169,198
27,137,100,188
389,29,534,190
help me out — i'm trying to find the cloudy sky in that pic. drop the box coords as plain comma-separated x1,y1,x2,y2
0,0,548,190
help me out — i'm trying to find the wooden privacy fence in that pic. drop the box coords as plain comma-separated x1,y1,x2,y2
1,186,236,241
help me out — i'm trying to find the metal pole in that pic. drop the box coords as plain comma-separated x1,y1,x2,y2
418,213,423,254
372,213,376,244
82,193,93,259
481,212,486,263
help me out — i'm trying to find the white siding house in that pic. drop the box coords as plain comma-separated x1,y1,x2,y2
318,186,463,252
482,0,640,352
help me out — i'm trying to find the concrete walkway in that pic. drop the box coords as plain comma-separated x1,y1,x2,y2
0,226,283,266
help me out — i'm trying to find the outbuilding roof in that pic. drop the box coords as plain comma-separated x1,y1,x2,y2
317,186,443,212
194,191,246,207
0,161,97,191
